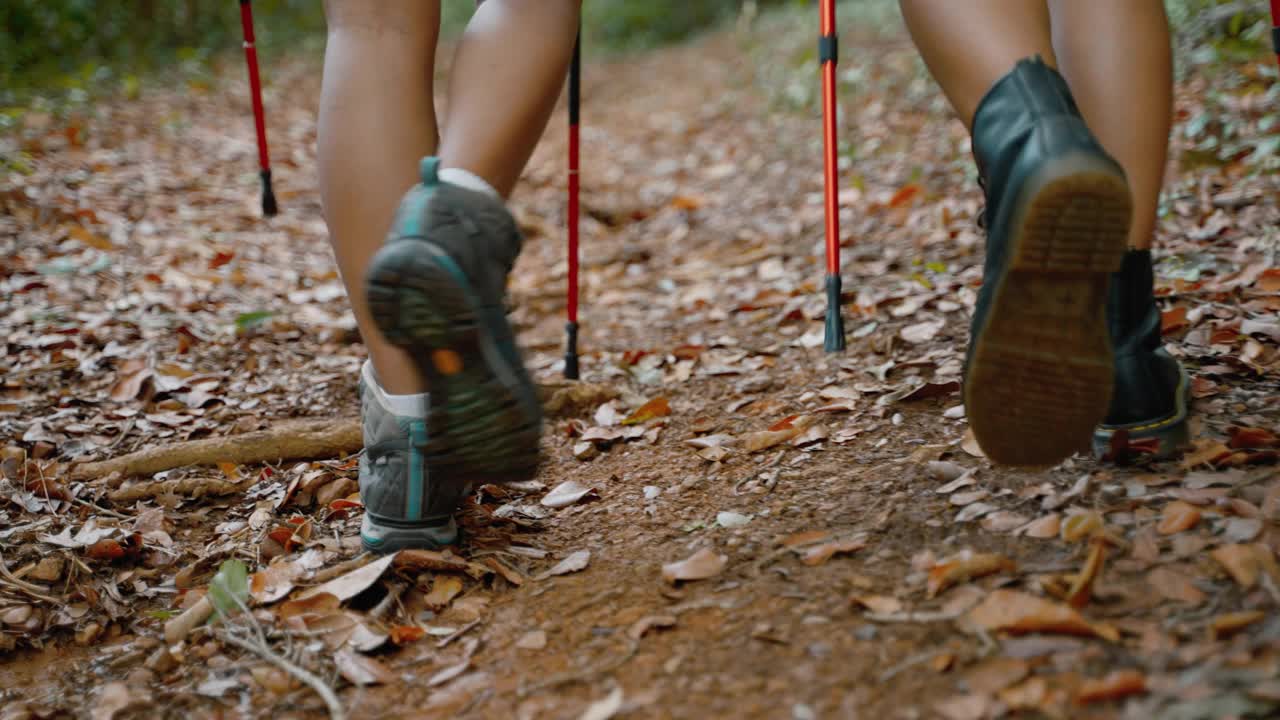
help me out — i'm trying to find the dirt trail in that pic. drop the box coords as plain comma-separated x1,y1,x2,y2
3,15,1280,720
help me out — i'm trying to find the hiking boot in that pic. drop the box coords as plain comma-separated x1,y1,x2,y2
965,57,1132,466
357,362,460,552
1092,249,1191,459
365,157,542,493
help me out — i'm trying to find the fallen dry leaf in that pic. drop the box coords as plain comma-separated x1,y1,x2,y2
515,630,548,650
422,575,464,611
1022,513,1061,539
628,614,677,640
390,625,427,645
1229,426,1279,449
900,319,945,344
334,647,397,685
541,480,599,508
622,396,671,425
1208,610,1266,640
1157,501,1201,535
851,595,903,615
1074,670,1147,705
1181,439,1232,469
981,511,1029,533
780,530,830,548
1060,511,1102,543
801,536,867,566
999,677,1049,711
1210,544,1260,589
934,694,990,720
1146,566,1206,605
964,657,1030,695
537,550,591,580
278,592,341,620
927,552,1015,598
935,472,977,494
662,547,728,583
1066,536,1109,609
91,682,136,720
298,554,394,601
960,428,985,458
741,428,801,453
428,637,478,687
579,687,625,720
967,590,1118,642
394,549,482,577
250,559,304,604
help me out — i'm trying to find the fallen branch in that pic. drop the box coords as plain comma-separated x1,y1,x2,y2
72,419,361,481
70,382,618,481
108,477,250,504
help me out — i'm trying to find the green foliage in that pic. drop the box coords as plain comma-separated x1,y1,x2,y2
1,0,325,100
208,558,250,620
581,0,797,51
4,1,805,101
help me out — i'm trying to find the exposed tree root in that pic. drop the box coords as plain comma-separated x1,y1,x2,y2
70,382,618,482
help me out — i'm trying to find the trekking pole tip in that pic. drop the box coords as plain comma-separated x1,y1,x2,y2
563,321,580,379
260,169,278,217
823,274,846,353
564,321,580,380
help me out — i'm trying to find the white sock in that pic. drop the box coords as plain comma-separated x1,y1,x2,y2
439,166,501,200
362,361,428,417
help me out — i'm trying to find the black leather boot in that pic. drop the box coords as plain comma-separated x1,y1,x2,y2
965,57,1133,466
1092,249,1190,459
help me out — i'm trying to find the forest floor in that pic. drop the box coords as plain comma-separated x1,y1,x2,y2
2,10,1280,720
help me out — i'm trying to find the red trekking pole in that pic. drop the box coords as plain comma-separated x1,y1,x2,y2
819,0,845,352
239,0,278,217
565,28,582,379
1271,0,1280,68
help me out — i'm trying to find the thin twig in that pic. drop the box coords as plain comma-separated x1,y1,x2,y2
308,553,372,585
879,650,945,682
219,631,346,720
370,582,406,621
69,495,132,520
0,550,63,603
437,618,481,649
864,608,967,624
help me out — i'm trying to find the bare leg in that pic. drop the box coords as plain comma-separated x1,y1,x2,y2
440,0,581,198
899,0,1054,129
319,0,441,394
1049,0,1173,250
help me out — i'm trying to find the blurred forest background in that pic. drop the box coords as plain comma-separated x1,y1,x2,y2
1,0,1276,172
2,0,1274,95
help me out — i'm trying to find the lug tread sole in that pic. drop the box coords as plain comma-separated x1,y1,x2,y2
367,240,541,483
967,165,1132,466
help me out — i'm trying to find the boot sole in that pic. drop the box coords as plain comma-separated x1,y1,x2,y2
361,513,459,554
366,239,541,484
966,154,1132,466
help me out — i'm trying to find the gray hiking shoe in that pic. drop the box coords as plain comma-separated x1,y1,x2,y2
359,157,542,553
358,362,461,553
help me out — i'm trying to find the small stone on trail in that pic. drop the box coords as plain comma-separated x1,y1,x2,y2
516,630,547,651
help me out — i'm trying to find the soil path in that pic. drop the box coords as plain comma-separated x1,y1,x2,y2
2,15,1279,720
